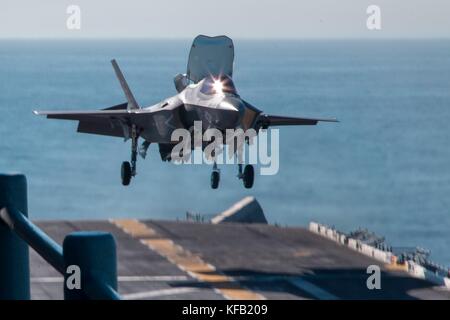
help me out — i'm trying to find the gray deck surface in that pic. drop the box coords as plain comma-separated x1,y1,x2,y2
30,220,450,300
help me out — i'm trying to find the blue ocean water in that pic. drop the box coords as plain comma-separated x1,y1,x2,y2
1,40,449,265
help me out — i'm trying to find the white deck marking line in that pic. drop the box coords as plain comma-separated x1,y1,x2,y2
31,275,189,283
289,278,339,300
122,288,199,300
31,277,63,283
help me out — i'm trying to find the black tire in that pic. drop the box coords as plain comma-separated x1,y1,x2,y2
211,170,220,189
121,161,132,186
243,165,254,189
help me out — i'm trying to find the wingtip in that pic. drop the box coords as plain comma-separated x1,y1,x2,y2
320,118,339,123
33,110,40,115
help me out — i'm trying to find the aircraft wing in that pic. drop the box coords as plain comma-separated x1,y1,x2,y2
257,114,338,128
33,104,183,143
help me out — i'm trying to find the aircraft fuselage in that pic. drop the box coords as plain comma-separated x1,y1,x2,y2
141,77,260,144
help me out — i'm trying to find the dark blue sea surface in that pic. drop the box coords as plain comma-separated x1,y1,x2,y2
1,39,449,265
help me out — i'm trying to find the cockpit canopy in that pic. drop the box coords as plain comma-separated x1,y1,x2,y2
199,75,238,96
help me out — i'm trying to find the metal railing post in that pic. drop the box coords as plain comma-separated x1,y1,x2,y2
0,174,30,299
63,231,120,300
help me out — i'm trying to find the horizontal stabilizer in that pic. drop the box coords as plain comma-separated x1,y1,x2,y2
77,120,124,137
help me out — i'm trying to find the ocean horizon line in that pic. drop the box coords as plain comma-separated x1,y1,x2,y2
0,36,449,41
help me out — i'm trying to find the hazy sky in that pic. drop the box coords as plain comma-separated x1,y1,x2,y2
1,0,449,39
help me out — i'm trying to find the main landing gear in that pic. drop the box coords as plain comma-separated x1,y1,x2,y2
210,163,254,189
121,125,139,186
238,163,254,189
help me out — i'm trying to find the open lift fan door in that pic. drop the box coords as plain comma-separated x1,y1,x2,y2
187,35,234,83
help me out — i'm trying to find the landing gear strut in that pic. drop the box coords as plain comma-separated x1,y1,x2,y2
238,164,254,189
211,162,220,189
121,124,139,186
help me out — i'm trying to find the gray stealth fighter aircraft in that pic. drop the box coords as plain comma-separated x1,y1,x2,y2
34,35,337,189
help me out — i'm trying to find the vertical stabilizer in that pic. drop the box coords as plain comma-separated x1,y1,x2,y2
111,59,140,111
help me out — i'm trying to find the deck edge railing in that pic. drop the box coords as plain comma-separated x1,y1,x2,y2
0,173,121,300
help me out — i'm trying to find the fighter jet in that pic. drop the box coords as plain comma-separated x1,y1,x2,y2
34,35,337,189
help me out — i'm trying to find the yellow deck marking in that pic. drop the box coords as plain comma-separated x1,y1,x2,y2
112,219,157,237
385,263,409,272
111,219,264,300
